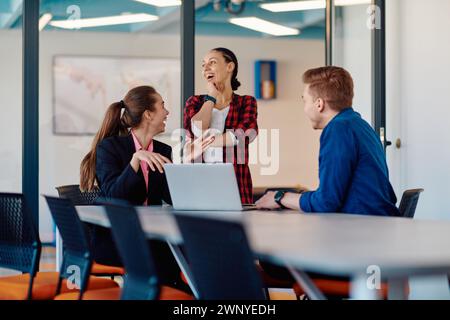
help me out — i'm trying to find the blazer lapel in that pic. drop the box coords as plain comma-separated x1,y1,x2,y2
124,133,145,180
152,140,162,154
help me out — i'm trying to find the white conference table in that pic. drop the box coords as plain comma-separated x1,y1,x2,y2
76,205,450,300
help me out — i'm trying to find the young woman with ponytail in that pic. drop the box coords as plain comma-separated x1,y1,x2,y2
80,86,186,290
183,47,258,204
80,85,172,205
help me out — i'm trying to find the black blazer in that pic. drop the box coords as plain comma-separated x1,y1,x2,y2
96,134,172,206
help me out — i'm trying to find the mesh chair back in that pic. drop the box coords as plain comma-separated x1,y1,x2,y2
44,196,93,297
103,201,160,300
399,189,424,218
55,185,100,205
0,193,41,274
174,214,266,300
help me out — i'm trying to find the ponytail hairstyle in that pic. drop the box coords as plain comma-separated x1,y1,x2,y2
80,85,158,191
212,47,241,91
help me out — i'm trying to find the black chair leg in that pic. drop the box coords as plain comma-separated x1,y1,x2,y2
263,286,270,300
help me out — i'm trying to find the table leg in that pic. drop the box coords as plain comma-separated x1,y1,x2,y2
55,229,63,271
286,265,327,300
166,241,200,299
388,277,409,300
350,273,381,300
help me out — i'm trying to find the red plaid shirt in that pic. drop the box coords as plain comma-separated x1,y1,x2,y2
184,94,258,204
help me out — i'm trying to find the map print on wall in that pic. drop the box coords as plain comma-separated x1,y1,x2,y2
53,55,180,135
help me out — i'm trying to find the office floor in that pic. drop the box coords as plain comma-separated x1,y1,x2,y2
40,245,57,271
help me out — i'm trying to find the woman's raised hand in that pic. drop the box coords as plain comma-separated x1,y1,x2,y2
183,132,216,163
131,150,172,174
206,81,219,99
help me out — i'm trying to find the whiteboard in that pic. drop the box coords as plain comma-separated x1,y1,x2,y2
53,55,181,136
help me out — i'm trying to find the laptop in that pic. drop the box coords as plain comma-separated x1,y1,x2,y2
164,163,256,211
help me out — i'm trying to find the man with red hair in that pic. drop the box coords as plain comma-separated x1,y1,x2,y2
256,66,399,217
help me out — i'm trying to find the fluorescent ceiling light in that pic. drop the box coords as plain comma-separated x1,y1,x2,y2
335,0,371,5
49,13,158,29
261,0,325,12
39,13,53,31
134,0,182,7
261,0,371,12
229,17,300,36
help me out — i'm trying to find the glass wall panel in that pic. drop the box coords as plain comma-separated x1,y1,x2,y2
39,0,181,246
333,0,372,123
0,0,23,193
194,0,325,194
0,0,23,276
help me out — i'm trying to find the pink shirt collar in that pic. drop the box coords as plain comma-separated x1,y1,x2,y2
131,129,153,152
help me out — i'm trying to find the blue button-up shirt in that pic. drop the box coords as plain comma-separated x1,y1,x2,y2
300,108,400,216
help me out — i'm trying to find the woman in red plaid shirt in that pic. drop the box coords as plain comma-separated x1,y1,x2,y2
183,47,258,204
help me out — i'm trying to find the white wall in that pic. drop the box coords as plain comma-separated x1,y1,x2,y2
386,0,450,299
0,29,324,241
0,30,22,193
392,0,450,221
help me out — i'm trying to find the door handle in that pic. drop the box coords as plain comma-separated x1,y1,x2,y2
379,127,392,148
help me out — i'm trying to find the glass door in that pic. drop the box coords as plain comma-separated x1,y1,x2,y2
330,0,378,130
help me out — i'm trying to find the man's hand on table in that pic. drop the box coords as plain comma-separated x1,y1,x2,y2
255,191,303,212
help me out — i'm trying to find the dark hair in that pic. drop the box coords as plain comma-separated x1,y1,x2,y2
212,47,241,91
302,66,354,111
80,85,158,191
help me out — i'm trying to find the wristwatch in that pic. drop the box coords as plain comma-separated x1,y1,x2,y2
204,94,217,105
274,191,286,209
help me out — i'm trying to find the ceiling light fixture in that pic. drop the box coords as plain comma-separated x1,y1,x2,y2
49,13,158,29
229,17,300,36
39,13,53,31
134,0,182,7
261,0,371,12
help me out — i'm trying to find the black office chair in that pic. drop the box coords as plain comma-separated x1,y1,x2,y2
55,184,100,206
104,201,193,300
44,196,118,300
55,184,124,278
174,214,267,300
398,188,424,218
0,193,41,299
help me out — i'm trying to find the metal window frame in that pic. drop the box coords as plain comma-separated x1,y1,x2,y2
325,0,334,66
371,0,389,150
181,0,195,127
23,0,39,227
180,0,195,158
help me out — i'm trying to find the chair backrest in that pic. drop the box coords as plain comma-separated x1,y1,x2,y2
44,196,93,297
399,188,424,218
0,193,41,274
55,184,100,206
103,201,160,300
174,214,266,300
0,193,41,299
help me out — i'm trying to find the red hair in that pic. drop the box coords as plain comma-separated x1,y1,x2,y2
303,66,354,111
